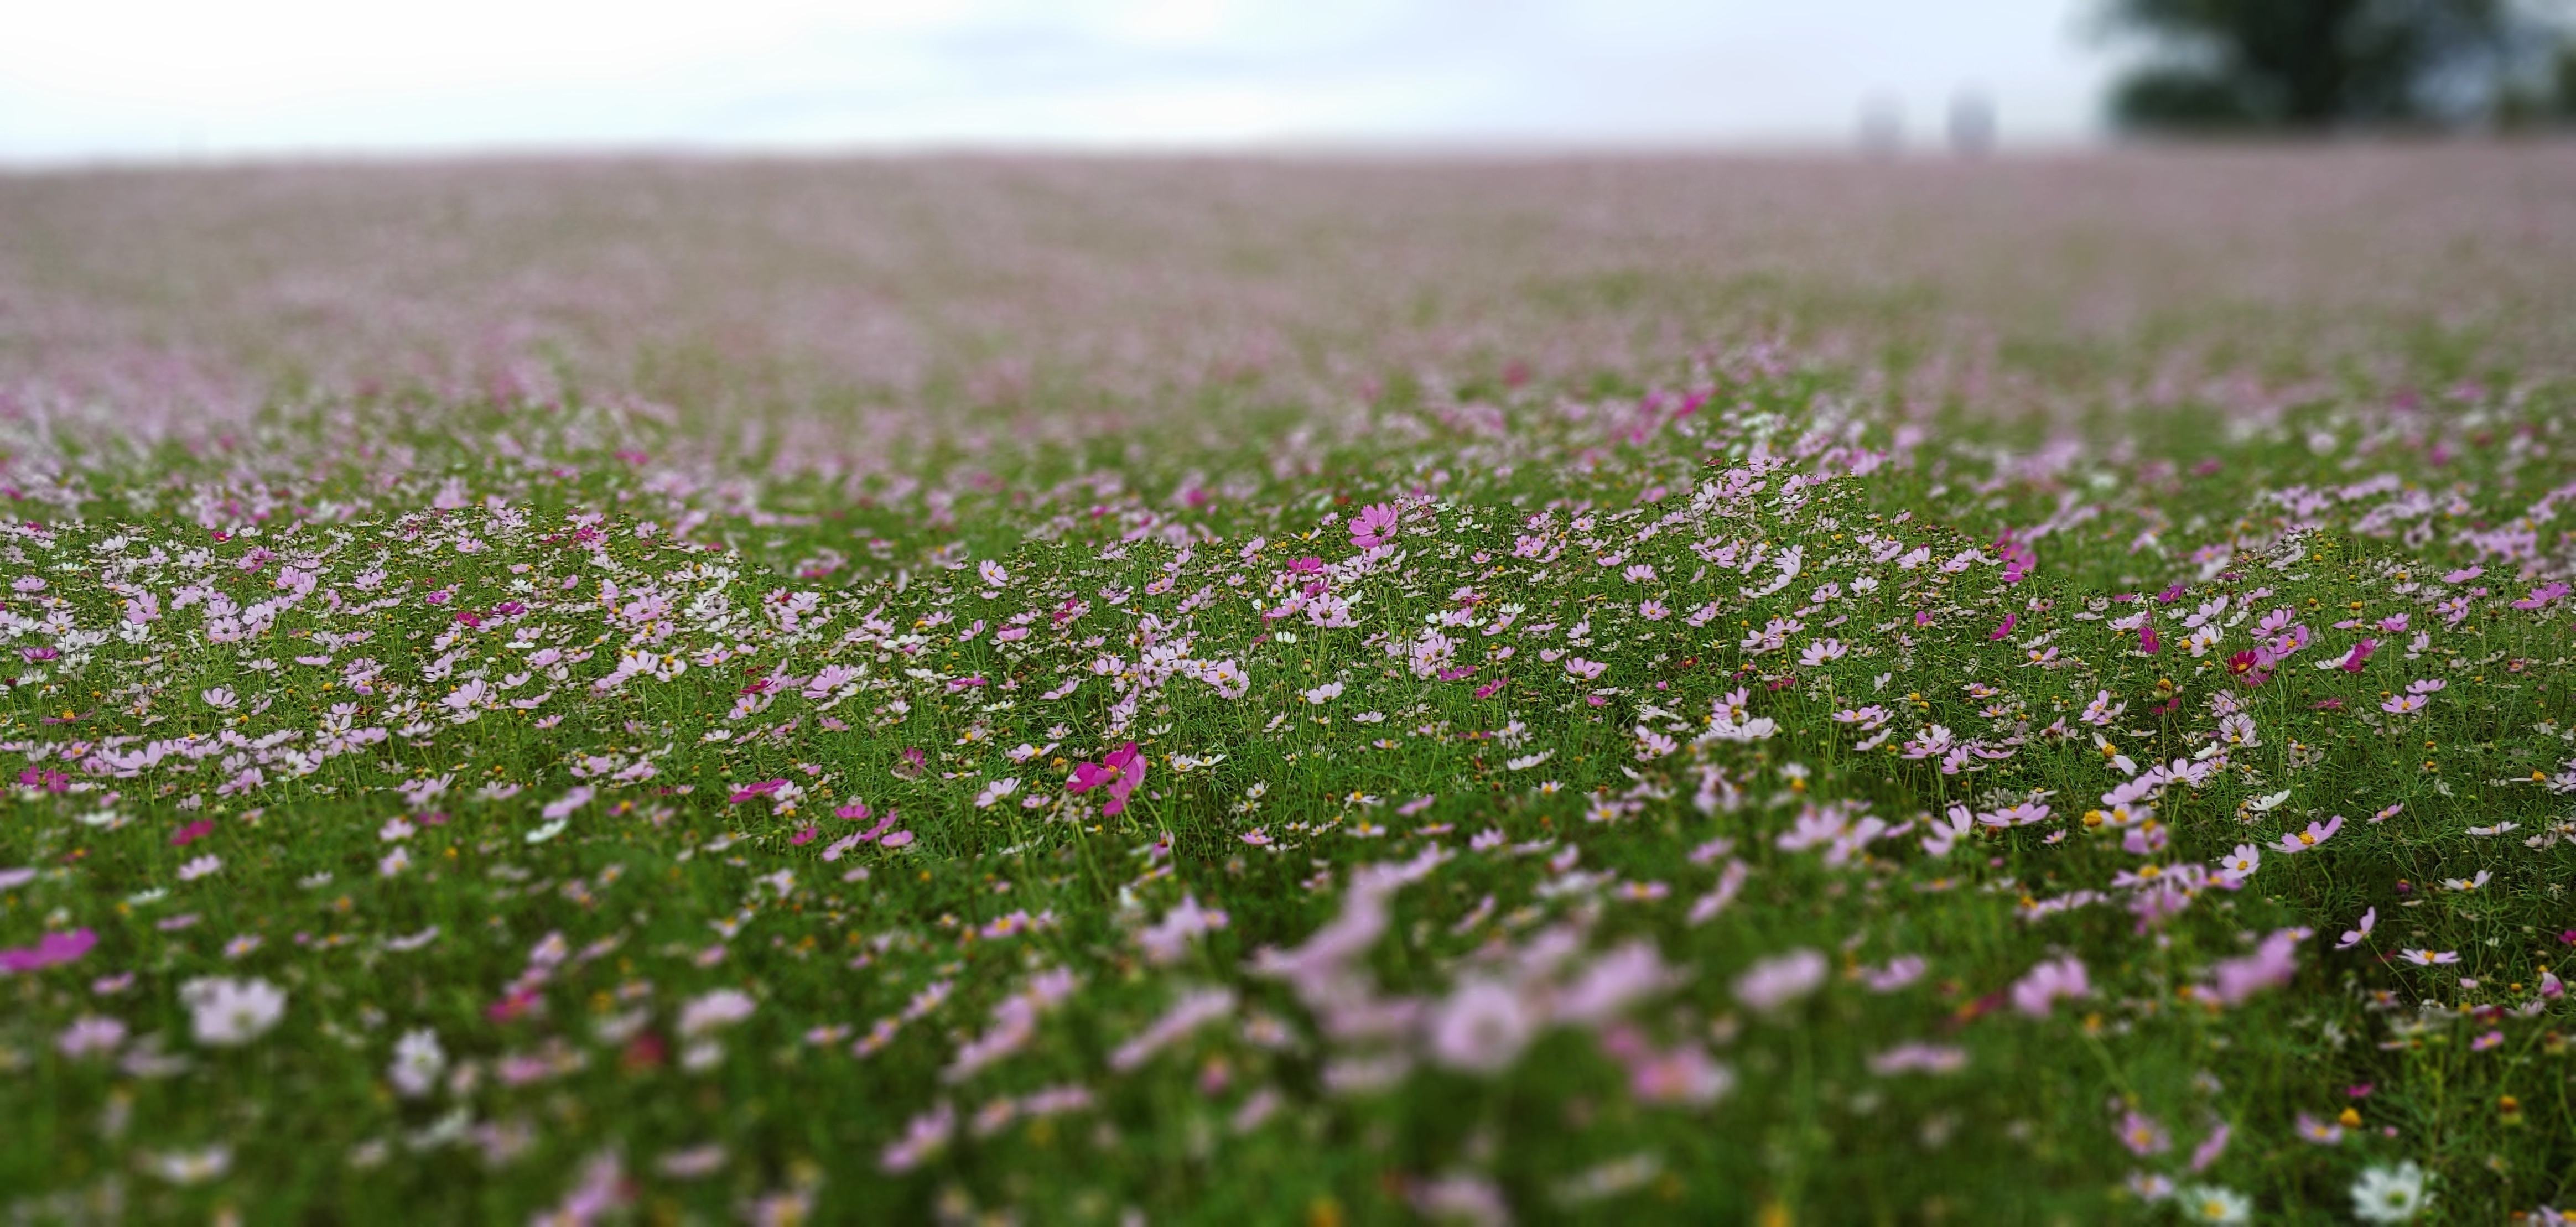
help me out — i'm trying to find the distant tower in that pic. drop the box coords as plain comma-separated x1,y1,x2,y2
1858,95,1905,155
1947,89,1996,156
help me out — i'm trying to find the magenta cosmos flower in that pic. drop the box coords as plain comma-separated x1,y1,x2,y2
1068,741,1147,817
1,928,97,974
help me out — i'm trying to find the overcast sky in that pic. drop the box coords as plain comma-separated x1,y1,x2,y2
1,0,2117,163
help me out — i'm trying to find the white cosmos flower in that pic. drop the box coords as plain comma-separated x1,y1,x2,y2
143,1145,232,1185
2176,1184,2252,1224
679,989,757,1039
389,1028,446,1098
180,976,287,1046
2350,1162,2430,1224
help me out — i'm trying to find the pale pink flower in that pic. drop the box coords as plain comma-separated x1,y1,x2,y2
2011,955,2089,1017
1867,1042,1967,1075
2209,928,2302,1005
2117,1109,2171,1156
2272,814,2344,854
1427,979,1536,1073
1732,948,1828,1013
879,1102,955,1173
1860,955,1927,992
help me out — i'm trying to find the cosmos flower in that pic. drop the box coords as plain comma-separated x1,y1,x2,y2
2011,955,2090,1017
2350,1162,2430,1224
2272,814,2343,854
142,1146,233,1186
1426,979,1536,1073
1348,502,1400,550
391,1028,446,1098
1732,949,1828,1013
1067,741,1146,817
180,976,287,1046
55,1015,127,1058
679,989,757,1038
2175,1185,2252,1224
0,927,97,974
2116,1109,2170,1156
2208,928,2302,1005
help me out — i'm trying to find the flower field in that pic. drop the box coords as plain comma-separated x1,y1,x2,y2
3,152,2575,1223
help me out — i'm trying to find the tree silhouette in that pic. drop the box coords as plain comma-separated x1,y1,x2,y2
2104,0,2533,129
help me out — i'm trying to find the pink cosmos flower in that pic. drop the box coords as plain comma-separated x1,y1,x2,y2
1606,1030,1735,1105
1866,1042,1967,1075
2137,623,2161,654
881,1103,956,1173
2189,1121,2230,1172
2117,1109,2170,1157
1732,948,1829,1013
1860,955,1927,992
2513,581,2570,610
2339,638,2377,672
2398,949,2460,966
823,806,903,860
2273,814,2344,854
1976,802,2051,829
2010,955,2090,1017
1988,613,2017,640
1348,503,1400,549
1427,979,1535,1073
2209,928,2302,1005
1068,741,1146,817
728,778,787,804
2335,907,2376,949
2294,1112,2344,1145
